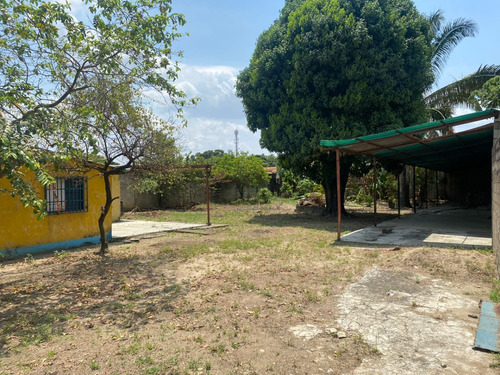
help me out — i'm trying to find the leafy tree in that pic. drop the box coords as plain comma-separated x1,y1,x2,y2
213,153,270,199
186,149,226,164
236,0,433,213
64,78,179,255
0,0,192,216
471,75,500,109
254,154,278,167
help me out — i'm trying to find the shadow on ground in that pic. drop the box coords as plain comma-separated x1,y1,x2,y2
248,209,402,233
0,249,187,356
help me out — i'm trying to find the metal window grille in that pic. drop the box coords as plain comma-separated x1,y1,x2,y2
45,177,88,214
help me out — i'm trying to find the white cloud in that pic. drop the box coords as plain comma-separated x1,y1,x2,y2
148,64,268,155
177,117,264,155
452,105,492,132
175,64,245,119
60,0,86,17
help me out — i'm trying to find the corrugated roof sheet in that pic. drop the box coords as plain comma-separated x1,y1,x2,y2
320,109,500,171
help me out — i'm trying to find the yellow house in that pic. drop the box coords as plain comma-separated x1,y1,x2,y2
0,169,120,259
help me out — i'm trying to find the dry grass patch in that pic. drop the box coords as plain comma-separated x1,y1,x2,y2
0,200,497,374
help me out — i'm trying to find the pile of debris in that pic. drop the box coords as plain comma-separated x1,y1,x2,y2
295,193,325,214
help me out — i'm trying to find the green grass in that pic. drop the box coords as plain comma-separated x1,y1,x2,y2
210,343,226,355
490,279,500,302
2,201,494,375
490,353,500,368
90,360,100,370
54,250,70,259
0,311,73,347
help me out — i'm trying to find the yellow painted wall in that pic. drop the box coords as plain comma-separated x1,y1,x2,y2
111,174,121,222
0,169,112,250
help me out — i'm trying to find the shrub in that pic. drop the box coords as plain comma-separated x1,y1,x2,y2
296,179,315,195
280,182,293,198
257,188,272,203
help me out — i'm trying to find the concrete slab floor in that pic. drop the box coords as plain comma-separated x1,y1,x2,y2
112,220,207,239
341,205,492,248
338,267,495,374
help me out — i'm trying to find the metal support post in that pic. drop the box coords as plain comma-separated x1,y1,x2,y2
397,171,401,219
373,157,378,227
336,150,342,241
205,166,211,226
413,165,417,214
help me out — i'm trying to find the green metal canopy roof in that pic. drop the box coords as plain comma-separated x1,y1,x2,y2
320,109,500,171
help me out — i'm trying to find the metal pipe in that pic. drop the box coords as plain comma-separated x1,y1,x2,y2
205,166,211,226
397,170,401,219
336,150,342,241
436,170,439,206
425,168,428,209
373,157,377,227
413,165,417,213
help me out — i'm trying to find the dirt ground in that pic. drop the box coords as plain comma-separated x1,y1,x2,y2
0,201,498,374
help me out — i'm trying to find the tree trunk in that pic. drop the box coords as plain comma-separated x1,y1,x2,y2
237,184,244,200
98,172,113,256
323,159,351,216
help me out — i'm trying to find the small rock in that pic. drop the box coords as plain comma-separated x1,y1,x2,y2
468,314,478,319
289,324,323,340
387,290,395,297
337,331,347,339
325,327,338,335
441,363,447,368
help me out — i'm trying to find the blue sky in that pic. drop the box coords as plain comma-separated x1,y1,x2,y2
167,0,499,155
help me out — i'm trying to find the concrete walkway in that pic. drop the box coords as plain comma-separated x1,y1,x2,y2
341,206,492,248
112,220,207,239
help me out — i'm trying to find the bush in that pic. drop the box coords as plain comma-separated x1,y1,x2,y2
257,188,272,204
296,179,315,195
280,182,293,198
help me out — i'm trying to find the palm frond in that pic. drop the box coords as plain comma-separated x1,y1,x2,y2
427,105,454,121
426,65,500,111
427,9,444,36
432,18,478,77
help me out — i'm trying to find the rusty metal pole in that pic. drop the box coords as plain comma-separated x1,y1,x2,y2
425,168,428,209
435,170,439,206
373,158,378,227
397,171,401,219
413,165,417,214
336,150,342,241
205,166,211,226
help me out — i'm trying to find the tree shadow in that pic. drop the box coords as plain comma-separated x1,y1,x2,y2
0,249,191,356
248,207,403,233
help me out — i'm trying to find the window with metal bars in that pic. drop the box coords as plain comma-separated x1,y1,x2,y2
45,177,88,214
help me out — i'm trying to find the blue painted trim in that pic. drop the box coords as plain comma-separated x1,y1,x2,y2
474,301,500,352
0,231,112,260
